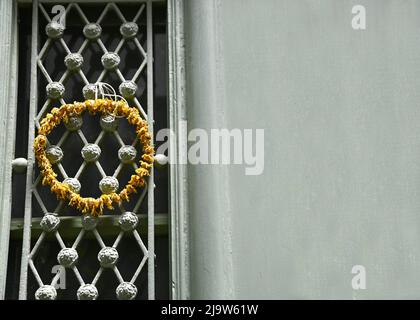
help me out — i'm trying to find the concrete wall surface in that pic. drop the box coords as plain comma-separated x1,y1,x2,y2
185,0,420,299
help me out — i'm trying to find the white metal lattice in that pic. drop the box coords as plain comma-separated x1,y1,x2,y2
19,0,156,300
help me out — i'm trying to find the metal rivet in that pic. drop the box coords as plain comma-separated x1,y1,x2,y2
116,282,137,300
40,213,60,232
46,82,65,100
46,145,63,164
118,212,139,232
120,22,139,39
82,215,98,231
45,21,64,39
97,247,119,268
99,176,119,194
154,154,168,167
100,114,119,132
77,284,98,300
64,53,83,71
101,52,120,70
35,285,57,300
83,83,97,100
119,81,137,99
81,144,101,162
118,145,137,164
57,248,79,268
63,178,81,193
65,116,83,131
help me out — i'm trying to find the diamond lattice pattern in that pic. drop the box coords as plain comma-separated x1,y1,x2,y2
28,2,154,300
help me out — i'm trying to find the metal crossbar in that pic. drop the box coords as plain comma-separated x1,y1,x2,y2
19,0,155,300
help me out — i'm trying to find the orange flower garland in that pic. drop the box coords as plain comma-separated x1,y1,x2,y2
34,99,154,216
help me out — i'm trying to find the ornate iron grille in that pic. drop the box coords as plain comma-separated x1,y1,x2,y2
11,0,168,300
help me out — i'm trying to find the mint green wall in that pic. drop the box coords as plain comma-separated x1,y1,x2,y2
186,0,420,299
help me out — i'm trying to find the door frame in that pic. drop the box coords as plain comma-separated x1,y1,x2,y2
0,0,190,300
167,0,190,300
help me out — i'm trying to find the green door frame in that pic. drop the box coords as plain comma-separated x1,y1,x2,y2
0,0,18,300
0,0,190,300
167,0,189,300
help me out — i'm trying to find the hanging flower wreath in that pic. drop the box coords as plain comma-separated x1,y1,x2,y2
34,99,154,216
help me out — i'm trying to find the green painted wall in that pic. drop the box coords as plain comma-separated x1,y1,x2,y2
186,0,420,299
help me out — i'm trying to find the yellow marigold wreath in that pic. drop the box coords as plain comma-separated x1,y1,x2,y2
34,99,154,216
